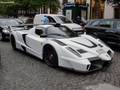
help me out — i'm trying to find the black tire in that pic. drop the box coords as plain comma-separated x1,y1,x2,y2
1,33,6,41
43,46,58,67
11,35,16,50
0,32,2,41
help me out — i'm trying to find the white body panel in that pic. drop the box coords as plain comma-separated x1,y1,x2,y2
11,25,114,72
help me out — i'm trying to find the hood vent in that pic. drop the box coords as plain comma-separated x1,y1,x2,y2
71,39,97,48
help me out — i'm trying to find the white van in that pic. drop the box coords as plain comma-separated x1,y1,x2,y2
34,14,83,31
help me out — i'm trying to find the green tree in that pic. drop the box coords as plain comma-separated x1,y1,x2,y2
14,0,60,14
0,0,60,16
0,0,14,15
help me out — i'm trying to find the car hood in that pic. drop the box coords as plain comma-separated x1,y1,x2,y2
55,36,107,57
58,36,97,49
62,23,83,31
53,35,113,61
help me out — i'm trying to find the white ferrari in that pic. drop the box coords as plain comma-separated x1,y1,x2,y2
10,24,114,72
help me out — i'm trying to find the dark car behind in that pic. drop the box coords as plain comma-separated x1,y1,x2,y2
0,19,22,41
85,19,120,46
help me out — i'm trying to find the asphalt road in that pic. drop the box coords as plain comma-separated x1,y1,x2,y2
0,41,120,90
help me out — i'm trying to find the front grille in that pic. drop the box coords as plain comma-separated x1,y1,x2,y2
89,60,104,71
88,57,100,61
90,60,104,65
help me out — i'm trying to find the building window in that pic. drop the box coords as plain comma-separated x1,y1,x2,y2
91,0,105,19
114,7,120,19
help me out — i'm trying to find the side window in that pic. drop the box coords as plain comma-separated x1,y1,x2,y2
90,20,100,26
99,20,113,28
25,18,33,24
47,16,56,23
116,21,120,29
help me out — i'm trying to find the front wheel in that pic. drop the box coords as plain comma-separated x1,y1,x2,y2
11,35,16,50
43,46,58,67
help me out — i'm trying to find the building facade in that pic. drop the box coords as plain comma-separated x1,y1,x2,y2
60,0,105,19
104,0,120,19
60,0,120,19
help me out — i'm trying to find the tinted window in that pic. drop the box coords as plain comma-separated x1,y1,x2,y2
47,16,56,23
46,26,76,38
90,20,100,26
25,18,33,24
47,26,67,36
99,20,113,28
57,16,72,23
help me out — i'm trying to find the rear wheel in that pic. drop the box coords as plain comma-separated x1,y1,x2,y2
43,46,58,67
11,35,16,50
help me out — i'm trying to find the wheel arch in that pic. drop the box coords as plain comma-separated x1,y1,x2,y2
42,44,59,66
42,43,61,62
42,44,57,57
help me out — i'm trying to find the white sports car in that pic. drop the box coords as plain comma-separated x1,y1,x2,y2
10,24,114,72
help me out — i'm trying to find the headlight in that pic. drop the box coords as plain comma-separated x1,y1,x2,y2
66,47,81,57
3,29,9,34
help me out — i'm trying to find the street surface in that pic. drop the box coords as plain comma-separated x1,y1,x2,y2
0,41,120,90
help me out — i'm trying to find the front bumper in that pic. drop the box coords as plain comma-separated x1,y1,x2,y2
88,59,112,72
61,57,112,73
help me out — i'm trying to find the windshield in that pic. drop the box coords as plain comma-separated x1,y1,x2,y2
0,20,20,26
57,16,72,23
46,26,80,38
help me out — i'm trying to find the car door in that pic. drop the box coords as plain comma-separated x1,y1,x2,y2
25,27,46,58
97,20,116,44
85,20,101,34
85,20,106,36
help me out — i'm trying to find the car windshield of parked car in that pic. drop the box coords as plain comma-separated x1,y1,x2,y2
46,26,78,38
57,16,72,23
0,20,20,26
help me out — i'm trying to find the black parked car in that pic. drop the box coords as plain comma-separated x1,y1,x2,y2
0,19,22,40
85,19,120,46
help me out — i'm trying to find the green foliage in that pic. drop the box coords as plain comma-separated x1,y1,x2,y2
0,0,60,16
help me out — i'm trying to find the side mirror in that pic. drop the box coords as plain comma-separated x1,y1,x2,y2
35,29,43,35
